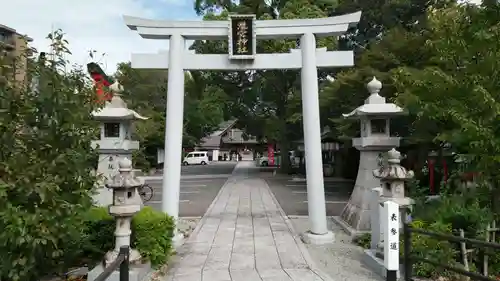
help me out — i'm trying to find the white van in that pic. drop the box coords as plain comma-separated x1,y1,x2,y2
183,151,209,165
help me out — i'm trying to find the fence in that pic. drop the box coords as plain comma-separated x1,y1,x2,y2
402,222,500,281
94,246,130,281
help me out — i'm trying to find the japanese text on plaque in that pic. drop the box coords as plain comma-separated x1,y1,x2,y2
235,21,249,54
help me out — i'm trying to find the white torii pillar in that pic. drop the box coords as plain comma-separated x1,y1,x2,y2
124,12,361,244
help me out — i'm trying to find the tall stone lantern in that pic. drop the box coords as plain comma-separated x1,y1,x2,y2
91,95,148,206
335,77,405,234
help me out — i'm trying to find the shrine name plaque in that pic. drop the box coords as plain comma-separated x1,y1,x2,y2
228,14,256,60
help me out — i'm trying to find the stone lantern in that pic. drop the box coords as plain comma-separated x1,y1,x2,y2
373,148,414,228
105,158,143,265
91,94,147,206
88,158,150,281
335,77,405,234
362,148,414,279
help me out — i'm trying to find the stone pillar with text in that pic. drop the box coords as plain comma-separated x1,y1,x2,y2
362,148,414,279
335,77,405,234
373,148,414,243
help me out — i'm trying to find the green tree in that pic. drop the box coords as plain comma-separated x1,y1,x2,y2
319,0,458,175
392,2,500,187
192,0,337,172
115,62,168,168
115,64,227,168
0,30,98,280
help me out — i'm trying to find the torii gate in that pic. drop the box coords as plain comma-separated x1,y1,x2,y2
124,12,361,244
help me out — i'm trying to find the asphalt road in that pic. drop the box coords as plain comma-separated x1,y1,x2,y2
142,161,354,217
180,161,238,176
265,176,354,216
143,162,237,217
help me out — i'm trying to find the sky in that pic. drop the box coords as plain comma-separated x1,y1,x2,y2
3,0,483,75
2,0,200,74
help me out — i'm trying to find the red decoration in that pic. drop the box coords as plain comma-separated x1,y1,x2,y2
87,63,114,103
442,159,448,184
94,80,113,103
267,144,275,166
428,158,435,194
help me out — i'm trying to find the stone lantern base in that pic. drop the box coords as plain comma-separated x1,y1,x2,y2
87,261,151,281
362,248,403,279
104,248,142,267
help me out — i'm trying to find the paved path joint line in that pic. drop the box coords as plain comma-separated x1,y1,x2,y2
165,162,330,281
167,162,332,281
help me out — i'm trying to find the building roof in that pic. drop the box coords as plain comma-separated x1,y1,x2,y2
199,136,222,149
0,24,33,42
198,119,238,149
208,119,238,137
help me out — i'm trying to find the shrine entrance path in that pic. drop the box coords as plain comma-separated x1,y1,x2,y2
164,161,332,281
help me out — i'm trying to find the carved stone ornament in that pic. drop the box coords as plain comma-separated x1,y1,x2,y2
106,158,144,190
373,148,414,181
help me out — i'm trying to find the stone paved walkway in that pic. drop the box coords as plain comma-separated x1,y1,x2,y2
165,161,331,281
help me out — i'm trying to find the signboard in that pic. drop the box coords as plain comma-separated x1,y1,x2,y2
267,144,275,166
228,14,256,60
383,200,399,271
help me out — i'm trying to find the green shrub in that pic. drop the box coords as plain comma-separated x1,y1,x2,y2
83,206,175,267
81,207,115,262
408,191,500,279
414,194,493,237
0,32,99,281
402,219,458,279
353,233,371,249
132,206,175,266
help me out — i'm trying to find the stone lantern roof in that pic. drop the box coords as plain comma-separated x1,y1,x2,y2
373,148,414,180
92,95,148,121
342,77,405,119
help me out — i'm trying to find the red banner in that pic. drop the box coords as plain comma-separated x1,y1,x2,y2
267,144,275,166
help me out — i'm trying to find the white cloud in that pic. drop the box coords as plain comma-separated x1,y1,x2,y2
2,0,190,74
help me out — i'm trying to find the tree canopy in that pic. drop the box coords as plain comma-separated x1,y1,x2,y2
188,0,500,183
191,0,342,171
114,64,228,168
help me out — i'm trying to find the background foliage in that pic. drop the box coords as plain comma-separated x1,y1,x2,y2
2,0,500,280
0,31,99,280
0,32,175,281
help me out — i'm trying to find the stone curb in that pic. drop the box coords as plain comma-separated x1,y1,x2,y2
263,180,335,281
179,166,238,244
157,165,238,280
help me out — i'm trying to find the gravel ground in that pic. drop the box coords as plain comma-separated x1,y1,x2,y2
177,217,200,238
289,216,383,281
149,216,382,281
